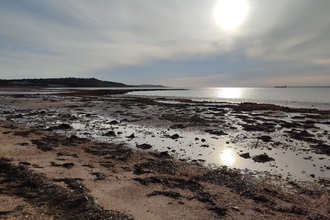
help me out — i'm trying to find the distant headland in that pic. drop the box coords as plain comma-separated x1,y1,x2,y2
0,77,166,88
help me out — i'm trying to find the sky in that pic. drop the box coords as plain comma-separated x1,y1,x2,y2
1,0,330,87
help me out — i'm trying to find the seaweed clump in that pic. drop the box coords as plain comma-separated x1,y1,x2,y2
32,135,89,151
84,143,133,161
0,158,133,220
133,159,178,175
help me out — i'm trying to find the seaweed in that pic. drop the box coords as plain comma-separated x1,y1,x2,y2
84,144,133,161
0,158,134,219
133,159,178,175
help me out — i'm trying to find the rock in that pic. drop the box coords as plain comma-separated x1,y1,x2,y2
204,129,227,136
136,143,152,150
151,151,171,159
170,134,180,139
56,123,72,130
258,135,272,142
103,130,116,137
62,162,74,168
253,153,274,163
109,120,119,125
127,133,135,139
239,152,251,159
232,206,240,211
310,174,315,178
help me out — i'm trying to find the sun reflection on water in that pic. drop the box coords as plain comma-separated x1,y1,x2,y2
220,149,236,166
218,88,242,99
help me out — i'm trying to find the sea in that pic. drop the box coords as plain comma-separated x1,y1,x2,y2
1,86,329,110
128,87,330,110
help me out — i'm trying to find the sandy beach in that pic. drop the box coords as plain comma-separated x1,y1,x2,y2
0,89,329,219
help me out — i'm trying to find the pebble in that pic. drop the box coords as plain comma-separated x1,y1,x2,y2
232,206,240,211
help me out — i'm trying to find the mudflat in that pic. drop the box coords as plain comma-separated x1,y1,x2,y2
0,90,329,219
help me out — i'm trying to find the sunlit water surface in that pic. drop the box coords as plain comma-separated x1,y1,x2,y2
129,87,330,110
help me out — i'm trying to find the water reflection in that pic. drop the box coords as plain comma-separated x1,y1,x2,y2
218,88,242,99
220,149,236,166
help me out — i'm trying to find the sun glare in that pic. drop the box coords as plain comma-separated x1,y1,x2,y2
220,149,236,166
214,0,248,31
218,88,242,99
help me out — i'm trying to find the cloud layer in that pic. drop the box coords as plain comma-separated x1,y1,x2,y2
1,0,329,86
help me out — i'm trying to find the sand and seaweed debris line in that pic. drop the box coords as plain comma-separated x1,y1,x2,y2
0,158,134,220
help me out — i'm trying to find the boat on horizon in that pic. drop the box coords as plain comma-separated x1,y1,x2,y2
274,85,287,88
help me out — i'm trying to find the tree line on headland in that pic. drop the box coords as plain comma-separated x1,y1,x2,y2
0,77,129,87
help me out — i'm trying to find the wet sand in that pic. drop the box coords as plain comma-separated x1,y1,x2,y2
0,90,329,219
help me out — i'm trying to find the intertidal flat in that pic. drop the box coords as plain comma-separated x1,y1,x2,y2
0,89,329,219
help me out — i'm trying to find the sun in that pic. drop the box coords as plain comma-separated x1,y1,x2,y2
214,0,248,31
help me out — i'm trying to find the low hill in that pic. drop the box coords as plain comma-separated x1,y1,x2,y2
0,77,128,87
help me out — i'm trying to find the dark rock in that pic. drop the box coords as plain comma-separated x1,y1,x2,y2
56,124,72,130
204,129,227,136
239,153,251,159
258,135,272,142
127,133,135,139
253,153,274,163
103,131,116,137
109,120,119,125
170,134,180,139
133,166,151,175
62,163,74,168
136,143,152,150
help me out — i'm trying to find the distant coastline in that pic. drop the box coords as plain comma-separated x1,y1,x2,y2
0,77,166,88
